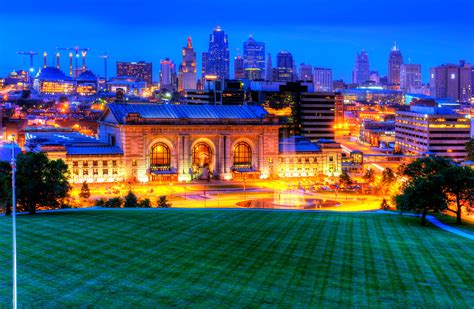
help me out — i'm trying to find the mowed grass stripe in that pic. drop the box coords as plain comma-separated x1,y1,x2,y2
0,210,472,307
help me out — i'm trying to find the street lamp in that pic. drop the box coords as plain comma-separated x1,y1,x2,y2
10,135,17,309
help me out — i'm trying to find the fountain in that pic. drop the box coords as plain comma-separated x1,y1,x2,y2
272,187,315,208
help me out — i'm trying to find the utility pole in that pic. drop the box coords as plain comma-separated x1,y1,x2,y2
10,135,17,309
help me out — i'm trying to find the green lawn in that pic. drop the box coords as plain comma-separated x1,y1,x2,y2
0,210,472,307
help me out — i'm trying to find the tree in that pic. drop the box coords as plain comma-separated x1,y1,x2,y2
396,175,447,225
124,191,138,208
95,198,106,207
380,198,390,210
465,138,474,161
339,171,352,188
157,195,172,208
379,168,396,196
79,182,91,200
363,168,375,184
138,198,152,208
439,165,474,224
15,152,70,214
105,197,123,208
0,161,12,215
396,156,473,225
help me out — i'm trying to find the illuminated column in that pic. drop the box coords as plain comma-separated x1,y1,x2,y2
178,135,190,181
218,135,225,177
224,135,232,176
258,134,264,171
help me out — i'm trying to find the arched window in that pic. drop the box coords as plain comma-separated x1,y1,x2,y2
192,142,212,167
150,142,171,171
233,142,252,169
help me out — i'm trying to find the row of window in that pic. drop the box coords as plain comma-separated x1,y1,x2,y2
72,160,119,168
72,168,119,176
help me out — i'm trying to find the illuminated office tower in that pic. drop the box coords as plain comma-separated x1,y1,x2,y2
205,26,230,80
352,50,370,85
178,37,197,92
388,42,403,85
243,35,265,80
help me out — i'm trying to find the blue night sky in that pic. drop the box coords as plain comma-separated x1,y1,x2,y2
1,0,473,83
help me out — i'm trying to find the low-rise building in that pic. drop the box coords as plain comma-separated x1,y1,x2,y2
395,101,471,161
25,104,342,183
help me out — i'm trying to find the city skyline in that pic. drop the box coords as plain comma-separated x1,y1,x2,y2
1,0,473,82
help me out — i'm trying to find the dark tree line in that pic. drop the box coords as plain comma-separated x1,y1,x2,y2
0,152,70,214
396,157,474,225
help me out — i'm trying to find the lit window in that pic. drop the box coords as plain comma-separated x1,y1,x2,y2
233,142,252,169
150,143,171,171
451,73,456,79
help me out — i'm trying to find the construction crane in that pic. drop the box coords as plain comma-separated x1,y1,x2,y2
99,53,109,80
56,47,90,75
16,51,38,72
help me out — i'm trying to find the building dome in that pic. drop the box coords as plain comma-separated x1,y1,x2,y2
76,70,98,82
37,67,70,81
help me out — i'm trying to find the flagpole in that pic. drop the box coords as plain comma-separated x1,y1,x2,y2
10,135,17,309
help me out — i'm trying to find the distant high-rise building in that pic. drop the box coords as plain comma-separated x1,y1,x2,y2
388,43,403,86
300,92,337,141
430,60,472,102
313,68,333,91
201,52,208,78
352,50,370,84
234,55,245,79
178,37,197,92
275,51,294,82
116,61,152,85
299,63,313,82
369,71,380,84
265,53,273,81
400,64,421,92
205,26,230,80
160,58,175,89
243,36,265,80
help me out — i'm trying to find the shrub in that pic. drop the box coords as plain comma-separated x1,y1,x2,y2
96,198,106,207
105,197,123,208
138,198,152,208
157,195,172,208
124,191,138,208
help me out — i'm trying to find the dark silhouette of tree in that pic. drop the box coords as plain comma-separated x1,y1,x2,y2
0,161,12,215
124,191,138,208
15,152,70,214
157,196,172,208
79,181,91,200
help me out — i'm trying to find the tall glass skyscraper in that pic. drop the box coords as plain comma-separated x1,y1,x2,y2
178,37,197,92
388,42,403,85
243,35,265,80
204,26,230,80
352,50,370,85
275,51,294,82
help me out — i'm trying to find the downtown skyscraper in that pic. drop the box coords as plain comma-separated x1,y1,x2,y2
388,43,403,86
178,37,197,92
243,35,265,80
203,26,230,80
275,51,294,82
160,58,176,90
430,60,472,102
400,63,422,92
234,55,245,79
314,67,333,91
352,50,370,85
